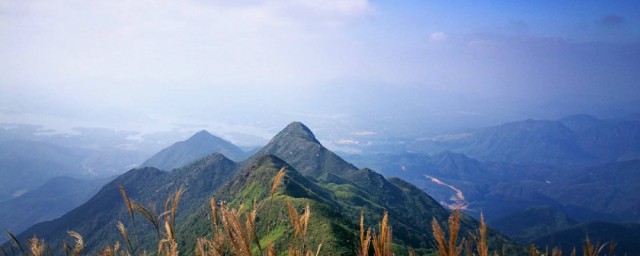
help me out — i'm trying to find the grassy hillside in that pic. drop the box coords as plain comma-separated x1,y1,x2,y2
12,153,237,254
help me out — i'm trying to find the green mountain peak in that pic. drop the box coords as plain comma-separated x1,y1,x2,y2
272,121,320,144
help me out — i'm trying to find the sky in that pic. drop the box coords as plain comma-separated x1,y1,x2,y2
1,0,639,146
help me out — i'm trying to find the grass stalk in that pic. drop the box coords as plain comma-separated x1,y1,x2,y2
372,211,392,256
27,236,45,256
117,221,133,254
5,231,26,255
357,212,372,256
476,213,488,256
67,231,84,256
432,210,463,256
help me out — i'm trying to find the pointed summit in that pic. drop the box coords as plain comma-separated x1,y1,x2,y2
142,130,247,170
187,130,234,146
271,122,320,144
251,122,357,179
190,130,215,139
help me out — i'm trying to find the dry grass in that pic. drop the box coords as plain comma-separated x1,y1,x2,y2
271,166,287,201
357,212,372,256
3,169,625,256
118,185,135,228
131,201,160,238
357,211,394,256
27,236,45,256
117,221,133,254
66,231,84,256
371,212,393,256
432,210,463,256
195,165,320,256
581,236,608,256
97,241,123,256
5,231,26,255
157,187,185,256
474,213,488,256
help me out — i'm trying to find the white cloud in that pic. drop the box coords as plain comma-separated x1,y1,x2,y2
351,131,377,136
429,32,448,42
282,0,372,19
336,139,359,145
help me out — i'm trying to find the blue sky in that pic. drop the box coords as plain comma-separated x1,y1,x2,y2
0,0,639,144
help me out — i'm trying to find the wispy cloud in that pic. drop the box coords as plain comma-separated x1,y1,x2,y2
428,32,448,42
599,14,626,27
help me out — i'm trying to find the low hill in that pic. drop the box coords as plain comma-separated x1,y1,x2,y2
492,206,577,242
540,159,640,221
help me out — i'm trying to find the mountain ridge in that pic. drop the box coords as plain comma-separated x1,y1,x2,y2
13,153,237,253
11,122,518,254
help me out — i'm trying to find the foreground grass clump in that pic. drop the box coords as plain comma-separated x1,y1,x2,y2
1,167,622,256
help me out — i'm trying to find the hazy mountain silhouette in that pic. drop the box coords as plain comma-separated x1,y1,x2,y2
0,176,111,240
0,140,87,201
141,130,247,170
407,114,640,166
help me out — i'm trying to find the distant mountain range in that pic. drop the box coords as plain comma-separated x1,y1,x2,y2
0,129,248,239
0,176,111,240
11,122,515,255
406,114,640,166
141,130,248,170
341,114,640,254
0,138,149,202
6,115,640,254
0,140,88,201
346,148,640,222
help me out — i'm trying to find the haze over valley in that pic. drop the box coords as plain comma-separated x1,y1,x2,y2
1,1,640,255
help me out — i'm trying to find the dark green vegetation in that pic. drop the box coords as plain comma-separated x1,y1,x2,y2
142,130,248,170
245,122,516,252
9,122,517,255
492,206,578,242
533,221,640,255
0,176,111,241
493,206,640,255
